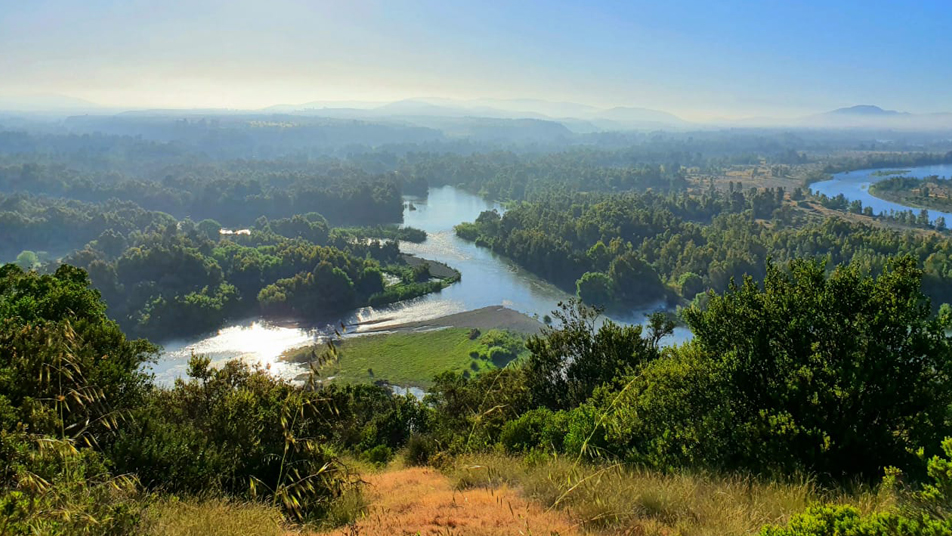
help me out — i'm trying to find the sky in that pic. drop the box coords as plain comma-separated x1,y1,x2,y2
1,0,951,120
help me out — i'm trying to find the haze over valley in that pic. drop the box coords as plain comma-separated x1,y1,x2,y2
5,2,952,535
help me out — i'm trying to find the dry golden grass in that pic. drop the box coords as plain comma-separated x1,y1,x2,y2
315,466,582,536
141,497,287,536
446,454,894,536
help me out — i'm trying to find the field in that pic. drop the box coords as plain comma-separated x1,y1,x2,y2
284,327,529,389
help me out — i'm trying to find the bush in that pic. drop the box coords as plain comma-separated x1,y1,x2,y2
562,403,610,460
680,257,952,478
599,344,732,469
360,444,393,467
0,433,142,536
405,434,435,466
498,409,568,454
109,357,356,521
760,505,952,536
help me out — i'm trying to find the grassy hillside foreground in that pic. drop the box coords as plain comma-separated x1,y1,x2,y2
284,327,529,388
140,452,892,536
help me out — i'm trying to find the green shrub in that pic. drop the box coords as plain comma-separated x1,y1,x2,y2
563,403,610,460
360,444,393,467
760,505,952,536
405,434,435,466
109,357,356,521
498,408,568,454
0,433,142,536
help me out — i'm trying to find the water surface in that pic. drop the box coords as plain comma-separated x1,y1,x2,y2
153,186,690,383
811,164,952,224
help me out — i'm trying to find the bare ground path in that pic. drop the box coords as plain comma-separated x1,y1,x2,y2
314,467,580,536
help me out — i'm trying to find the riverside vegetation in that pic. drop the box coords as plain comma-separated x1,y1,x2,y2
6,255,952,534
7,129,952,534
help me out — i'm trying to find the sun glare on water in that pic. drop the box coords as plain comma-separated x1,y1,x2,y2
152,321,320,385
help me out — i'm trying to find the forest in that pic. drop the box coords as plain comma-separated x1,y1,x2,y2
870,174,952,213
455,185,952,312
6,124,952,535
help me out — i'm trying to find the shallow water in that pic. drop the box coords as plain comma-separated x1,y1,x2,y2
152,186,691,384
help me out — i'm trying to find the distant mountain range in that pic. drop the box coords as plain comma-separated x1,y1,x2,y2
825,104,909,116
797,105,952,129
4,93,952,132
259,98,952,131
261,97,690,132
0,93,103,113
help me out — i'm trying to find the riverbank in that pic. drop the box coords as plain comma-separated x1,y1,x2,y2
869,176,952,215
811,163,952,226
283,306,539,388
356,304,543,334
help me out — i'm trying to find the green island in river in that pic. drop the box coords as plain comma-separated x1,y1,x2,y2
283,305,540,388
869,175,952,215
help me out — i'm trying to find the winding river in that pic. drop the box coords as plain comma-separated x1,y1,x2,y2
152,186,691,384
811,164,952,224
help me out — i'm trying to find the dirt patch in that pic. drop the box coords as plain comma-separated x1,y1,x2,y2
314,467,580,536
359,305,544,335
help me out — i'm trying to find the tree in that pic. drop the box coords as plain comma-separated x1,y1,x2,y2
608,252,665,305
311,261,356,311
576,271,614,307
677,272,704,298
682,256,952,478
586,241,612,272
645,311,676,348
525,300,658,409
196,219,222,240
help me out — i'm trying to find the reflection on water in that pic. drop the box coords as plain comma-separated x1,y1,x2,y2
155,320,322,384
811,164,952,224
152,185,691,384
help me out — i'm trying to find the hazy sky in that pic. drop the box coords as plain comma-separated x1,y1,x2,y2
2,0,951,119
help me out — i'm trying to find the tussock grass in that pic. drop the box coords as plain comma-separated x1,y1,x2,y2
141,491,369,535
446,453,894,535
141,497,287,536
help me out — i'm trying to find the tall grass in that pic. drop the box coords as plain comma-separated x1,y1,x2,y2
446,453,894,535
140,498,286,536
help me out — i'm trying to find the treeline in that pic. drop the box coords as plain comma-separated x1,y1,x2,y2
57,212,447,340
823,150,952,174
456,187,952,310
869,174,952,215
815,189,949,231
0,161,405,226
0,193,176,260
396,150,690,201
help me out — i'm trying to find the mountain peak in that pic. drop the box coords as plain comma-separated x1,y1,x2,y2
826,104,906,116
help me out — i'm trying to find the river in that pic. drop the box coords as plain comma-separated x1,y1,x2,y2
811,164,952,224
152,186,691,384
